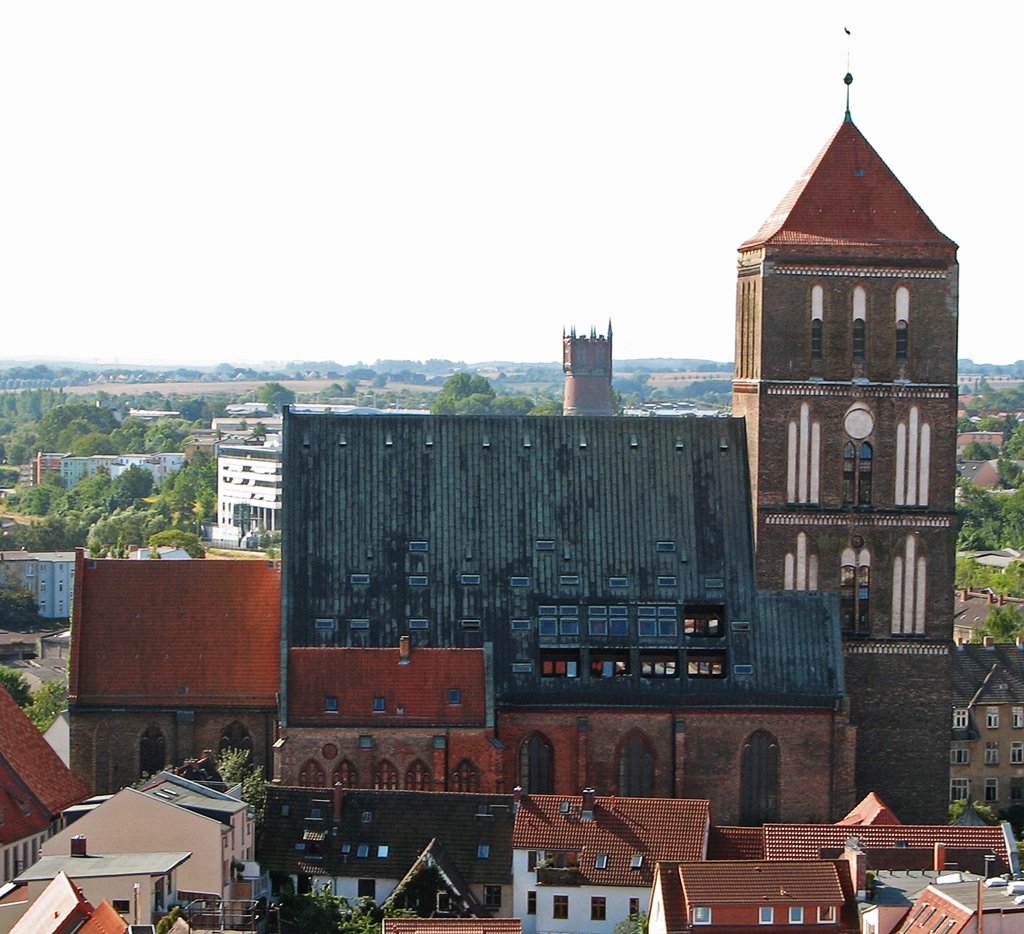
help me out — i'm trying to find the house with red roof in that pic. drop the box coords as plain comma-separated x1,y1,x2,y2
1,870,128,934
894,873,1024,934
649,856,859,934
511,789,709,934
0,684,88,885
68,551,281,793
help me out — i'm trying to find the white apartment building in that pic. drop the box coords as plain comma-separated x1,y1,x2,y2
215,437,283,545
0,552,75,619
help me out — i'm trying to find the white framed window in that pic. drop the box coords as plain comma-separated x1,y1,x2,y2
818,905,836,923
986,778,999,802
950,745,970,765
950,778,969,801
953,708,969,729
1014,707,1023,728
693,907,712,925
760,906,774,924
1012,742,1024,765
986,741,1000,764
988,707,1000,729
789,906,804,924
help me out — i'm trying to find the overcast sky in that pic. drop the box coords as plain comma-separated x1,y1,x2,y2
1,2,1020,368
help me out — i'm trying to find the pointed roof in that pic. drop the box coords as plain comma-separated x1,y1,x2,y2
740,121,956,255
837,792,903,826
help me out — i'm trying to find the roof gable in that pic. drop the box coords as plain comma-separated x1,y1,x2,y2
512,793,709,886
741,121,955,255
70,552,280,708
287,647,487,725
0,684,87,824
837,792,902,826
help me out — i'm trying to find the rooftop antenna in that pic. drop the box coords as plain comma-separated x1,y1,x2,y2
843,27,853,123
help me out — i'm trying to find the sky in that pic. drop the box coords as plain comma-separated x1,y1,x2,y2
1,2,1021,368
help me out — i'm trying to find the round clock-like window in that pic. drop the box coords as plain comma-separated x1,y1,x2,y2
844,405,874,440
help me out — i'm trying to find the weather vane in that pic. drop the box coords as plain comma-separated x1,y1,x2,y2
844,27,853,123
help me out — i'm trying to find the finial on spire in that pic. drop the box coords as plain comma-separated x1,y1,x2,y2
843,27,853,123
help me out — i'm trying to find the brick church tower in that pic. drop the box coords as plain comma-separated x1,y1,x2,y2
563,324,615,416
732,103,958,822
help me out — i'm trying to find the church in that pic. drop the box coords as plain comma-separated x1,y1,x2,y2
68,97,957,825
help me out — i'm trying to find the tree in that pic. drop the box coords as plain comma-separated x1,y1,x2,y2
974,604,1024,643
0,584,44,629
614,912,649,934
431,373,495,415
147,529,205,558
256,382,296,410
218,747,266,828
963,441,1000,461
26,678,66,732
0,665,32,707
949,799,998,824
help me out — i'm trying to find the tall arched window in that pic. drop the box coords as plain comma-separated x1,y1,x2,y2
895,286,910,360
892,535,927,636
331,760,358,788
374,759,399,790
840,547,871,635
811,285,824,360
852,286,867,361
783,531,818,591
405,759,431,790
843,442,872,506
787,403,820,504
451,759,479,792
519,733,554,793
299,758,326,787
740,730,780,825
139,725,166,778
895,406,930,506
219,721,253,759
617,732,655,797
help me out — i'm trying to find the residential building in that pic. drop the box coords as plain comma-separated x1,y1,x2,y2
41,771,258,902
957,431,1004,456
895,873,1024,934
0,551,75,619
259,787,514,910
11,838,188,929
512,790,709,934
731,105,959,822
2,871,127,934
0,682,88,885
215,437,283,544
950,641,1024,814
68,553,280,793
649,858,857,934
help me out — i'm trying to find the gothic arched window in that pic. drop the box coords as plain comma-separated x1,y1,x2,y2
451,758,479,792
617,732,655,797
374,759,399,790
840,547,871,635
852,286,867,361
843,442,872,506
810,285,824,360
405,759,431,790
740,730,780,825
331,760,358,788
895,286,910,360
299,758,326,787
139,725,166,778
519,733,553,793
219,721,253,759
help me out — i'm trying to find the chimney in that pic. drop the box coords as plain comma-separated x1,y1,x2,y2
1016,637,1024,651
934,842,947,872
984,635,995,649
581,787,596,815
843,838,867,900
333,782,344,823
988,592,995,604
70,835,87,857
513,785,522,814
399,635,411,664
999,594,1006,606
960,589,969,602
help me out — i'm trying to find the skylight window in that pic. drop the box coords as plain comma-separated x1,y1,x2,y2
357,844,369,858
477,844,490,859
595,853,609,870
409,541,428,552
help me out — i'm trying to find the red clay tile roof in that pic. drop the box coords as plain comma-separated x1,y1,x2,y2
287,647,487,725
384,921,522,934
706,826,766,860
512,793,709,886
837,792,902,827
77,901,129,934
677,859,846,905
740,120,956,256
762,824,1011,867
69,551,280,708
0,685,88,840
896,884,976,934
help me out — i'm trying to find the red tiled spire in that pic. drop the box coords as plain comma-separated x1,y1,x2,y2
740,121,956,256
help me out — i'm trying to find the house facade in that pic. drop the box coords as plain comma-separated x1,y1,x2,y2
0,551,75,619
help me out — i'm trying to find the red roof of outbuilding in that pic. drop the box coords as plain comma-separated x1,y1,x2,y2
740,120,956,256
837,792,902,826
512,793,709,886
0,686,87,841
287,647,487,725
677,859,846,906
69,551,280,708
